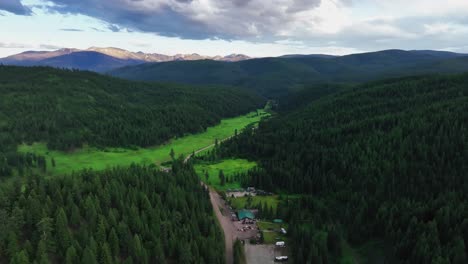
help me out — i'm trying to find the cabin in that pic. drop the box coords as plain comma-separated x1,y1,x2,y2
237,209,255,221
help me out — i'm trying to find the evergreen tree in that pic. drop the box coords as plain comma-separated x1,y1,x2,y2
10,250,29,264
81,247,98,264
65,246,78,264
219,170,226,186
55,208,71,253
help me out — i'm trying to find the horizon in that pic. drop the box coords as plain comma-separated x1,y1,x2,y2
2,0,468,58
2,46,467,60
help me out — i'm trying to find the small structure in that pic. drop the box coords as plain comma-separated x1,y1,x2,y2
237,209,255,221
273,219,283,224
231,213,238,221
275,241,285,247
275,256,288,262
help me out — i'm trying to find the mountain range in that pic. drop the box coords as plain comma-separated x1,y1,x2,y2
111,49,468,98
0,47,251,72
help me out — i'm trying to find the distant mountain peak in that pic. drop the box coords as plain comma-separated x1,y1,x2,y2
0,47,251,71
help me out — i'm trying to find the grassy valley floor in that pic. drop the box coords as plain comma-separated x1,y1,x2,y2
18,109,268,176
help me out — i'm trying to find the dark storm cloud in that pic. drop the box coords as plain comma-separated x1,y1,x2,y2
0,0,31,15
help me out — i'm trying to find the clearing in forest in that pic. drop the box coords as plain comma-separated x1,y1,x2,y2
18,109,268,176
194,159,257,191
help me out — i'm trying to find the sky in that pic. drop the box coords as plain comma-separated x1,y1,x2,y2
1,0,468,57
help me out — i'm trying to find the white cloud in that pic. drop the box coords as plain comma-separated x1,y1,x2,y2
3,0,468,57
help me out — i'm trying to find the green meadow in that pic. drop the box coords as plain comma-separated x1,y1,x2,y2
18,110,268,176
228,195,280,211
194,159,257,191
257,221,288,244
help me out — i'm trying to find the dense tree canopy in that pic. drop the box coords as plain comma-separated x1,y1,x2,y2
219,74,468,263
0,66,264,178
0,161,225,263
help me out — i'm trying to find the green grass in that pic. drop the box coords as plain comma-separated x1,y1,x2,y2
194,159,257,191
263,232,282,244
258,221,288,244
18,110,267,176
229,195,280,211
257,221,287,231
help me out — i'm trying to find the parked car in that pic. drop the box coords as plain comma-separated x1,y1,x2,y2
275,256,288,262
275,241,285,247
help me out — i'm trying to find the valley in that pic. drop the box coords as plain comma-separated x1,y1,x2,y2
17,109,268,176
0,54,466,264
3,1,468,263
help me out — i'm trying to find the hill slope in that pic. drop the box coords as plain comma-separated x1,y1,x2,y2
0,66,264,152
111,50,468,98
218,74,468,263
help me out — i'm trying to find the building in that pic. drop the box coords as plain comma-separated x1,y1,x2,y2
237,209,255,220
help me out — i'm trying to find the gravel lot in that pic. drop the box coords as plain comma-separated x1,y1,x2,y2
245,244,288,264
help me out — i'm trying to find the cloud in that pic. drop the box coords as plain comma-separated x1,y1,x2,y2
0,42,31,49
44,0,336,40
60,28,83,32
39,44,63,50
107,24,121,32
19,0,468,54
0,0,31,15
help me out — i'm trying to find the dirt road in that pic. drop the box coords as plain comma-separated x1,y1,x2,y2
186,134,263,264
183,136,234,163
185,137,236,264
207,186,237,264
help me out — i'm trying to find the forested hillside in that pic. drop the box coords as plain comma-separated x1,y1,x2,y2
218,74,468,263
0,161,224,263
0,66,263,151
111,50,468,98
0,66,263,178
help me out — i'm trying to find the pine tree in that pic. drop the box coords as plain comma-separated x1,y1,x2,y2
219,170,226,186
170,149,175,160
81,247,98,264
7,231,19,259
108,228,120,257
65,245,78,264
99,243,113,264
153,241,166,264
204,171,209,182
452,237,467,264
10,250,29,264
55,208,71,253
